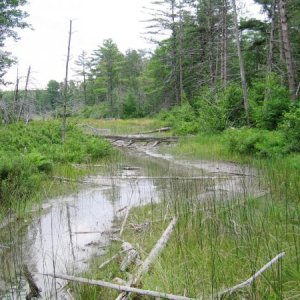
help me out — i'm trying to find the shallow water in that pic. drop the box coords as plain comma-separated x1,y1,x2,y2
0,147,259,299
0,163,162,299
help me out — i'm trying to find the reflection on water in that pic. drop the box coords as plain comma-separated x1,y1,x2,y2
0,149,257,299
0,166,160,299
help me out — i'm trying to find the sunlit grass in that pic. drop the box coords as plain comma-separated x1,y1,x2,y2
78,117,166,135
165,133,243,162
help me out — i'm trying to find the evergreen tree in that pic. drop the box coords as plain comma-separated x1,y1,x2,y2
91,39,124,115
0,0,29,84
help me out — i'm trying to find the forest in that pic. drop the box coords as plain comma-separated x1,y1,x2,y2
1,0,300,299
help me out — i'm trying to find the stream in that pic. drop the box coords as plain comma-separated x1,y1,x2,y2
0,145,260,299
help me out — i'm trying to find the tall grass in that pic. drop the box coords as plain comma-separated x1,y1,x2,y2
71,132,300,299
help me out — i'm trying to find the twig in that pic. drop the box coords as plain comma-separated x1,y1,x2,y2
99,248,133,269
39,273,195,300
218,252,285,298
23,265,41,299
117,206,128,213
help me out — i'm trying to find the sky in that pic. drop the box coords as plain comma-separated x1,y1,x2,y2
3,0,263,90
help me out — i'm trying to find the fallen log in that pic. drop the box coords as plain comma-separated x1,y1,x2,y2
40,273,195,300
116,217,177,300
98,135,178,143
51,176,91,184
120,242,140,272
137,127,171,134
99,176,227,180
217,252,285,298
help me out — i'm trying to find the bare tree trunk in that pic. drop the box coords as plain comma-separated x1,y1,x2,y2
62,20,72,142
171,0,179,105
279,0,297,101
277,0,285,64
231,0,249,123
13,67,19,122
178,1,184,104
267,0,276,73
265,0,276,102
221,0,228,88
17,65,31,122
220,0,228,88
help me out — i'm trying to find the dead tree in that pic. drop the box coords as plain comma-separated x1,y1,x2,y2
231,0,249,123
279,0,297,101
17,65,31,122
62,20,72,142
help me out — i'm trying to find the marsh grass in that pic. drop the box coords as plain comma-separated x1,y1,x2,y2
71,132,300,299
79,118,166,135
164,133,243,163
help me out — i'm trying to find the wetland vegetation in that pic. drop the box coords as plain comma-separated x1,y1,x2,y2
1,0,300,298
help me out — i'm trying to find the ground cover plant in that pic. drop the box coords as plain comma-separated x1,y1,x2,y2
0,120,113,217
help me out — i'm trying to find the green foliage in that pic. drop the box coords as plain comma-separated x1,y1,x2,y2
122,90,142,118
0,155,44,204
280,106,300,152
249,74,290,129
26,152,53,173
46,80,61,109
158,103,199,135
194,84,246,132
0,0,29,83
80,103,110,119
224,128,286,157
0,120,112,206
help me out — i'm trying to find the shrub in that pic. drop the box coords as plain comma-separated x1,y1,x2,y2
122,91,138,118
26,152,53,173
0,120,113,206
224,128,286,157
280,107,300,152
249,74,290,130
157,103,200,135
194,83,247,132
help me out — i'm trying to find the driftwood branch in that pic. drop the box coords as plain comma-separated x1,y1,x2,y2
97,134,178,143
51,176,109,186
134,217,177,284
137,127,171,134
40,273,194,300
116,217,177,300
98,176,229,180
218,252,285,298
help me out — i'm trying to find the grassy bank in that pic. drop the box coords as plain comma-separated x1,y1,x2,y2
71,128,300,299
0,119,115,220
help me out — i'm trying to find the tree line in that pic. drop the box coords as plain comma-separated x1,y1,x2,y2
0,0,299,129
